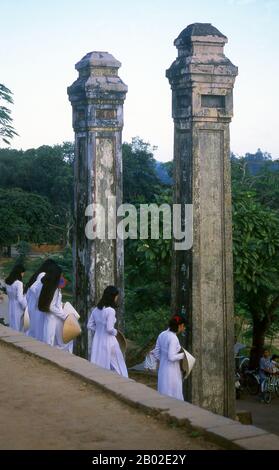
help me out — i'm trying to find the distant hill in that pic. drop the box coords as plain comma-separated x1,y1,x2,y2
246,160,279,175
232,148,279,175
156,149,279,184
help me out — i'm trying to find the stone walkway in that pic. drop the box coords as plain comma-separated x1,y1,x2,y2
130,371,279,437
0,341,220,450
237,396,279,436
1,325,279,450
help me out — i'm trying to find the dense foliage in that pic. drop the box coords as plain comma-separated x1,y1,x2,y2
1,138,279,359
231,153,279,366
0,142,74,253
0,188,60,249
123,138,172,345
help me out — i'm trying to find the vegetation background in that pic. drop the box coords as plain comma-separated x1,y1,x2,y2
1,84,279,366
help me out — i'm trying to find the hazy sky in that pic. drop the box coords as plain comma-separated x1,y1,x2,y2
1,0,278,161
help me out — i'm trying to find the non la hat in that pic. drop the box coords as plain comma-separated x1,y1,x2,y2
181,348,196,378
63,302,80,319
62,314,81,343
62,302,81,343
24,307,30,331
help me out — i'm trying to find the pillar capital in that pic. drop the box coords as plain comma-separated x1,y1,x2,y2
166,23,238,123
68,51,128,132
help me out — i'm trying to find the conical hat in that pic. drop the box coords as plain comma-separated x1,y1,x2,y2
23,307,30,332
62,314,81,343
116,330,127,355
63,302,80,319
181,347,196,378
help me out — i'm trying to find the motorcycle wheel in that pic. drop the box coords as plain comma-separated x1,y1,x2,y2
246,374,259,395
263,391,272,404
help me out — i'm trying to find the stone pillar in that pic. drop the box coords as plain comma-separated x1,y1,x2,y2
68,52,127,358
166,24,238,417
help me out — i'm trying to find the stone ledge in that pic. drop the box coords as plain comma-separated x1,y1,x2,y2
1,325,278,450
204,423,268,450
233,433,279,450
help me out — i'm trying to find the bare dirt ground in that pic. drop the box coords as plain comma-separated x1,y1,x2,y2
0,342,221,450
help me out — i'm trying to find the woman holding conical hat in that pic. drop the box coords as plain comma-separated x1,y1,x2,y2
87,286,128,377
151,315,186,400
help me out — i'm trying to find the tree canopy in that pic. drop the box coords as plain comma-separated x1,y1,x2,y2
123,137,162,204
0,84,18,145
232,156,279,365
0,142,74,249
0,188,60,247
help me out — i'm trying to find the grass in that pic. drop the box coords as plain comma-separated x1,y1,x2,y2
190,431,200,438
0,255,73,302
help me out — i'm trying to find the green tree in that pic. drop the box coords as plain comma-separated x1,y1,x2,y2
125,306,170,347
233,187,279,368
248,164,279,211
123,188,175,359
0,188,62,254
0,84,18,145
123,137,162,203
0,143,74,245
123,139,173,346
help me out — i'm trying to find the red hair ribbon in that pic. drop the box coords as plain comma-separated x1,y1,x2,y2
173,315,181,324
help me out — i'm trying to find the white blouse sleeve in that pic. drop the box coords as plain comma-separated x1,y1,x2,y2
168,335,185,362
151,338,161,361
37,272,46,282
49,289,68,321
87,309,96,332
16,281,27,309
106,308,117,336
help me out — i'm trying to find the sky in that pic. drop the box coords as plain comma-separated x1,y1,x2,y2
1,0,279,162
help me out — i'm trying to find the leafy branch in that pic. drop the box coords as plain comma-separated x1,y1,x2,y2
0,83,18,145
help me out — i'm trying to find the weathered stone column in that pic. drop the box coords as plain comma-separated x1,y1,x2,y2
68,52,127,358
166,24,238,417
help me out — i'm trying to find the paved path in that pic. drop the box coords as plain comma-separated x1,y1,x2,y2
0,342,220,450
237,395,279,436
130,371,279,437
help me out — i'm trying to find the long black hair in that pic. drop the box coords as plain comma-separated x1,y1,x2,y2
24,259,58,294
5,264,25,285
97,285,119,309
38,264,62,313
169,315,186,333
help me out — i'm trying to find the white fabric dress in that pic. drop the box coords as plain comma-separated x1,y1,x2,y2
87,306,128,377
41,288,72,352
152,329,185,400
26,272,46,340
6,280,27,332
